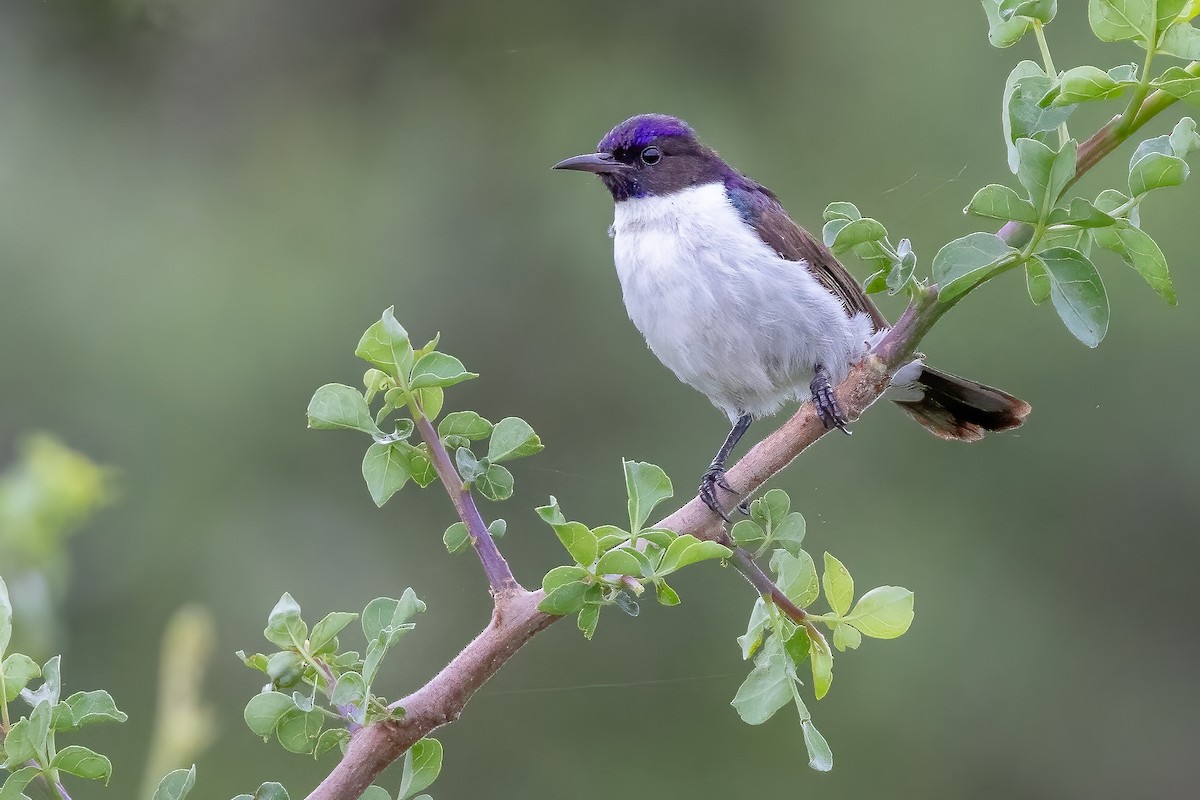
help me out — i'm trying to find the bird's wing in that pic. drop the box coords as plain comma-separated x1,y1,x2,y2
727,179,888,332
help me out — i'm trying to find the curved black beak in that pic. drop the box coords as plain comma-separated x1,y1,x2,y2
551,152,631,174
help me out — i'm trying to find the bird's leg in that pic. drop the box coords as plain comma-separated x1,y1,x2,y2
699,414,752,521
810,363,850,433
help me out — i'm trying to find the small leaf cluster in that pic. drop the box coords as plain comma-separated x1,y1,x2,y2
536,460,731,638
238,590,426,760
0,576,128,799
931,2,1200,348
822,203,920,298
728,491,914,773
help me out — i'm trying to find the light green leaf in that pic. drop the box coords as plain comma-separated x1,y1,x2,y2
1047,196,1117,228
486,417,543,462
152,766,197,800
51,745,112,783
243,692,296,738
409,352,477,389
1088,0,1155,45
730,519,765,548
999,0,1057,23
845,586,916,639
438,411,493,440
748,488,790,529
932,232,1019,301
655,580,681,606
577,603,601,638
361,443,412,507
52,690,128,729
475,464,514,501
361,589,426,646
315,728,351,759
822,201,861,222
731,650,792,725
1,654,39,702
982,0,1034,47
1003,62,1075,173
276,707,324,754
771,549,820,608
233,783,290,800
0,767,42,800
538,581,589,615
412,386,443,420
541,566,589,594
1036,247,1111,347
964,184,1039,223
355,307,413,378
821,553,854,617
1170,116,1200,156
1026,258,1052,304
309,612,358,655
0,577,10,655
772,513,807,556
1092,222,1177,304
1050,65,1127,105
595,547,643,576
737,597,771,660
443,521,470,555
808,627,833,700
398,738,443,800
555,521,599,566
656,534,731,575
331,672,367,714
623,460,673,534
1129,151,1189,195
1017,137,1077,219
832,623,863,652
828,218,888,254
264,593,306,649
454,446,486,483
306,384,383,436
1160,20,1200,57
802,721,834,772
360,789,391,800
1152,66,1200,104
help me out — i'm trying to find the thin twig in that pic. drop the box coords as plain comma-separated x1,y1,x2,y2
414,416,522,596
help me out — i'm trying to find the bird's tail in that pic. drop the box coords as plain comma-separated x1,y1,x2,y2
893,365,1031,442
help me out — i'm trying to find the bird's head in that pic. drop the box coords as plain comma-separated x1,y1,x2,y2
553,114,732,202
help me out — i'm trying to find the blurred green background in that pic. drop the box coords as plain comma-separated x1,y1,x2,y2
2,1,1197,797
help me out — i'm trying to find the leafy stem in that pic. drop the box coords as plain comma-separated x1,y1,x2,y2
1033,21,1069,146
732,547,807,624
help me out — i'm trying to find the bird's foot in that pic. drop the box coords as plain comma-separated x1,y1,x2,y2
811,367,851,434
699,464,735,522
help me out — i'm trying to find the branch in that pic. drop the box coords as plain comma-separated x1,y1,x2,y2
414,416,522,596
305,72,1194,800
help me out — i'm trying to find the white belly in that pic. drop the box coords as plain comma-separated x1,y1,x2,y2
610,182,871,421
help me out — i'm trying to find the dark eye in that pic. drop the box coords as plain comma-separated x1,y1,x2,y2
640,146,662,165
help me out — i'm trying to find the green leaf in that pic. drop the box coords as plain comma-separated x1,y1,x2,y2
360,789,391,800
1047,197,1117,228
276,707,324,754
577,603,601,638
999,0,1057,22
1,708,46,768
475,464,514,502
773,513,807,556
398,738,443,800
454,446,486,482
438,411,493,440
822,201,861,222
982,0,1034,47
1035,247,1111,347
0,577,10,656
409,352,477,389
541,566,589,594
486,417,543,462
331,671,367,713
314,728,350,759
1049,65,1127,105
1003,62,1075,173
0,767,42,800
553,521,598,566
152,766,197,800
362,589,426,646
1017,137,1077,219
784,628,811,666
307,384,383,437
488,518,507,538
771,549,820,607
964,184,1039,223
243,692,296,738
309,612,358,655
654,580,681,606
845,586,916,639
1129,151,1189,195
731,648,793,725
821,553,854,617
361,443,412,507
1088,0,1156,45
808,627,833,700
233,783,290,800
931,232,1019,301
802,720,834,772
730,519,765,548
264,593,306,649
827,218,888,254
748,488,790,528
412,386,444,420
1170,116,1200,156
538,581,589,615
51,745,112,783
52,690,128,729
1092,222,1177,304
656,534,731,575
832,622,863,652
596,547,644,576
443,522,470,555
737,597,771,660
356,307,413,378
1151,66,1200,104
623,460,673,534
1,654,40,702
1160,20,1200,57
26,656,60,707
1026,258,1052,304
400,446,437,488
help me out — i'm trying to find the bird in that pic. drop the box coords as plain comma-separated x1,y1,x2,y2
553,113,1030,520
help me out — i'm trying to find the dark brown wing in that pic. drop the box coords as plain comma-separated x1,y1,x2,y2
729,179,888,331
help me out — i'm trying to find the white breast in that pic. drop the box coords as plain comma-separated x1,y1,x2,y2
610,182,871,421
